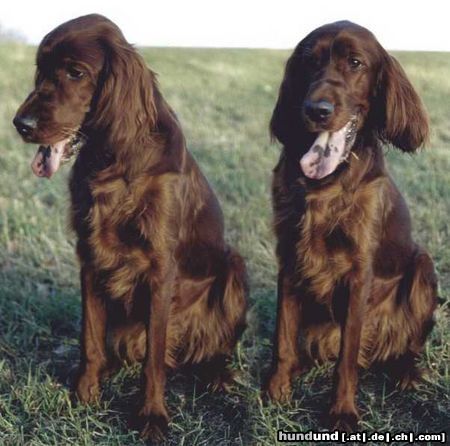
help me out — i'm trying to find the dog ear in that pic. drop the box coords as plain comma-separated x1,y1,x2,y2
89,24,186,167
270,52,306,147
89,26,157,146
151,84,186,168
375,54,429,151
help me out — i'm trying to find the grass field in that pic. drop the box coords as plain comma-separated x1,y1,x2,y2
0,43,449,445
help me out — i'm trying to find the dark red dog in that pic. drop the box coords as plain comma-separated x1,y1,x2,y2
14,14,247,440
266,21,437,430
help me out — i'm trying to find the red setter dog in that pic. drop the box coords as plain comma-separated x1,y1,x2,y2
266,21,437,430
14,14,247,440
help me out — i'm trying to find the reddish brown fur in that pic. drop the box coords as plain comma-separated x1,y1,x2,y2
266,21,437,430
14,14,247,440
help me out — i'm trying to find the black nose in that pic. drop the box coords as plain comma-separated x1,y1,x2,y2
304,100,335,122
13,115,38,137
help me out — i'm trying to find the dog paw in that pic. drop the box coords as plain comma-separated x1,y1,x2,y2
133,405,169,442
205,367,237,393
397,367,425,391
265,371,293,403
74,372,101,404
329,405,360,432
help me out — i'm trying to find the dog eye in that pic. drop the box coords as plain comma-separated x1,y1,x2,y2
348,57,362,69
66,66,84,80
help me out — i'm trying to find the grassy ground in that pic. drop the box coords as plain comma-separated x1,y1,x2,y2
0,44,449,445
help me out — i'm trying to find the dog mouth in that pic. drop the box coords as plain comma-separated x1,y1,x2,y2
31,133,86,178
300,116,358,180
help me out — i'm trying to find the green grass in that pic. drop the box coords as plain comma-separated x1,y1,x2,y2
0,43,449,445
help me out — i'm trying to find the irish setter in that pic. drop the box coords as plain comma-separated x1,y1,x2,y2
13,14,248,440
266,21,437,430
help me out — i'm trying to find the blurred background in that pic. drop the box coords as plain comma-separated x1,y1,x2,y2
1,0,448,50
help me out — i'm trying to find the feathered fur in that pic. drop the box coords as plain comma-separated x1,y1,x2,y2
14,14,247,440
266,21,437,431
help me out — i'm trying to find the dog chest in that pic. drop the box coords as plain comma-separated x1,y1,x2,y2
71,168,172,300
296,183,380,300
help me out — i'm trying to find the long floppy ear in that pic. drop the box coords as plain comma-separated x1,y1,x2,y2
376,54,429,151
270,52,306,147
151,83,186,171
90,27,157,147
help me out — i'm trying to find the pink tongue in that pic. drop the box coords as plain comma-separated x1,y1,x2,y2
31,139,68,178
300,122,350,179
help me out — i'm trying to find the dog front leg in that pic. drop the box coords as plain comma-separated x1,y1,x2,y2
329,266,372,431
266,270,302,402
75,266,107,403
137,265,174,441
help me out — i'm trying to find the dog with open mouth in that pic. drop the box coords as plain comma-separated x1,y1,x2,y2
266,21,437,431
30,135,86,178
13,14,248,441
